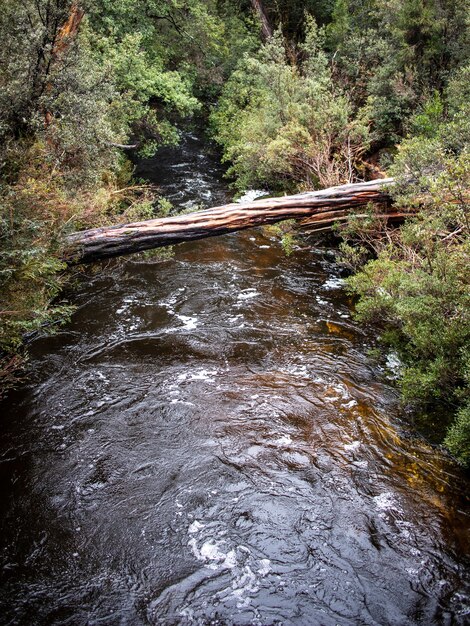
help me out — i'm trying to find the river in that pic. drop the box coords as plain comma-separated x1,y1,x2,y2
0,131,469,625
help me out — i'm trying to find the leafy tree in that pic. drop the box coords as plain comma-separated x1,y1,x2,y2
0,0,257,391
326,0,470,144
243,0,335,39
211,18,369,192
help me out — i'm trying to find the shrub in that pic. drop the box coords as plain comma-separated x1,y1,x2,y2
342,74,470,464
211,19,369,192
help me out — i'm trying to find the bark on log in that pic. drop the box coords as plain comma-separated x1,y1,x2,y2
65,178,396,264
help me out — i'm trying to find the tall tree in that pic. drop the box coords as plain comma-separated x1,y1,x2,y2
250,0,273,40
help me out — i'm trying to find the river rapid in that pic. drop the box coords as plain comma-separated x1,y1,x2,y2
0,131,469,625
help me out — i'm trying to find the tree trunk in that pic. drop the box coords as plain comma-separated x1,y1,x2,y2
250,0,273,40
64,179,398,264
44,3,85,130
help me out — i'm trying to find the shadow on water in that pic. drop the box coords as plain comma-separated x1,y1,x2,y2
0,131,469,625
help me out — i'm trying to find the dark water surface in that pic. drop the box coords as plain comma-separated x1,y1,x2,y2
1,132,469,625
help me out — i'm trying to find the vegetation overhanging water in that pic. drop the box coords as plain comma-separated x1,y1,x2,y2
0,129,469,625
0,1,469,622
1,0,469,462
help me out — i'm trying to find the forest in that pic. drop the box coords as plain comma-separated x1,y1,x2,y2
0,0,469,468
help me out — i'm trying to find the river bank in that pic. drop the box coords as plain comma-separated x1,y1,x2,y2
1,130,468,626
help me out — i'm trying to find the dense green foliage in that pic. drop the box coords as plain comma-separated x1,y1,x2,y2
0,0,256,389
211,20,369,191
212,0,469,191
326,0,469,144
341,69,469,464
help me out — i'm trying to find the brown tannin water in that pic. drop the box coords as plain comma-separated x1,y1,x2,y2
0,131,469,625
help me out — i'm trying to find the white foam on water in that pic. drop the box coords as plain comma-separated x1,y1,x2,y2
228,314,243,324
322,277,346,290
176,368,217,383
352,460,368,469
187,522,273,608
257,559,271,576
396,520,415,541
237,189,268,203
324,382,351,403
373,492,403,520
333,383,350,398
273,435,292,447
170,399,195,406
176,314,198,330
188,538,237,571
231,566,259,607
237,289,260,301
188,520,205,534
199,541,226,562
190,368,217,382
284,363,310,377
374,492,396,509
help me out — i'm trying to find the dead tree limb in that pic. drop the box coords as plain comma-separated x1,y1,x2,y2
64,179,398,264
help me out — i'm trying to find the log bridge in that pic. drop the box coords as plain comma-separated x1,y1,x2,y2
65,178,399,264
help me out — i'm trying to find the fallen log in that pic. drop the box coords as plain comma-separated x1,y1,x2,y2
65,178,396,264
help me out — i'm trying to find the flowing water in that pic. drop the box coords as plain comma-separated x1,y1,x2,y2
0,131,469,626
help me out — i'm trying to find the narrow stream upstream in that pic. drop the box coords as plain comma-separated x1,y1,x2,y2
1,131,469,625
